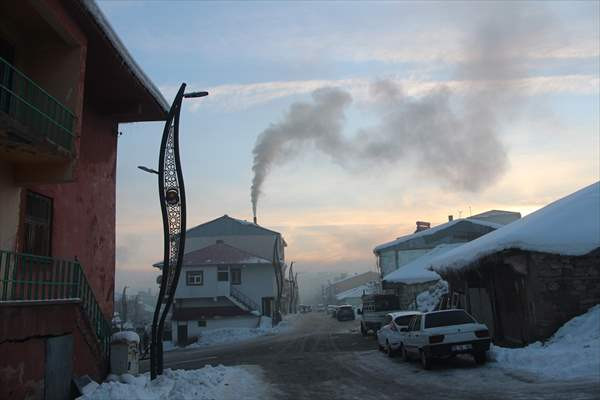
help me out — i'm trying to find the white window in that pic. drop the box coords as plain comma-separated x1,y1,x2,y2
186,271,203,286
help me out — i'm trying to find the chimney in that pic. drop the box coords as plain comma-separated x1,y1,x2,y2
448,215,453,222
415,221,431,233
253,216,257,224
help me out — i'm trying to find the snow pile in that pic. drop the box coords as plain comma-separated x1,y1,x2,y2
374,218,501,252
490,304,600,380
111,331,140,344
383,243,462,284
414,280,448,312
433,182,600,272
166,314,298,351
77,365,269,400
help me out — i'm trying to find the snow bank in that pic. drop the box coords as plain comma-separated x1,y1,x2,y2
166,314,297,351
433,182,600,272
414,280,448,312
374,218,502,252
383,244,462,284
490,304,600,380
77,365,269,400
111,331,140,344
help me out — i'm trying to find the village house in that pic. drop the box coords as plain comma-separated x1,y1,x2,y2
153,215,291,345
322,271,380,306
374,212,521,309
0,1,167,398
432,182,600,346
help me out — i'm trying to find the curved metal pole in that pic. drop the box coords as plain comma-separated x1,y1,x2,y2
150,83,187,380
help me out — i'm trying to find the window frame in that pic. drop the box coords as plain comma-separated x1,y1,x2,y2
186,271,204,286
217,266,229,282
22,191,53,257
230,268,242,285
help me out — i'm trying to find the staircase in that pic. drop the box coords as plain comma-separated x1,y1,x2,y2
229,285,260,313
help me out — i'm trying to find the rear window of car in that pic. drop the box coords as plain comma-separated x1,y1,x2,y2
394,315,415,326
339,306,353,312
424,310,475,328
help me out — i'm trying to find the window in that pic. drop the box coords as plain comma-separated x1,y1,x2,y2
217,266,228,282
231,268,241,285
197,320,206,327
394,315,416,327
186,271,203,286
22,191,52,256
424,310,475,329
410,315,422,331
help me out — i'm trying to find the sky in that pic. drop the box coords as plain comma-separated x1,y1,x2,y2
98,1,600,299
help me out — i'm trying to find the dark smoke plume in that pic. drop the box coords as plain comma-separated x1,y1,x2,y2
250,5,548,217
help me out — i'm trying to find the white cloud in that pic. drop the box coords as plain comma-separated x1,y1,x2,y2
175,74,599,112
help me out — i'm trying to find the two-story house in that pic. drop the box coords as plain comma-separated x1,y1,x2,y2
0,1,167,398
154,215,288,346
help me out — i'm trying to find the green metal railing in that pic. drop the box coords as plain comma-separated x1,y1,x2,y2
0,251,111,358
0,56,75,153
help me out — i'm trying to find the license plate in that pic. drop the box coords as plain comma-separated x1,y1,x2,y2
452,344,472,351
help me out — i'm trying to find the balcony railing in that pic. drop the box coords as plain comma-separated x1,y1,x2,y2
0,56,75,154
0,251,111,358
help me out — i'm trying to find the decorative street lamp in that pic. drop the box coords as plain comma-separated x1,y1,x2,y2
138,83,208,380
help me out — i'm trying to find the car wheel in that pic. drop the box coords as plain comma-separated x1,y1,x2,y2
401,345,410,362
420,351,431,370
386,341,395,358
474,351,486,365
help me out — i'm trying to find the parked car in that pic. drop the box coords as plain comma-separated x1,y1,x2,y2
358,294,400,335
401,309,491,369
336,305,355,321
316,304,325,312
299,304,312,313
376,311,421,357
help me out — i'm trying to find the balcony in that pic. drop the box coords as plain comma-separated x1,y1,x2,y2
0,250,111,357
0,56,76,163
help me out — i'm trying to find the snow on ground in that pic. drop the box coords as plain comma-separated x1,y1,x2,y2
414,280,448,312
490,304,600,380
78,365,270,400
166,314,300,351
383,243,462,284
433,181,600,272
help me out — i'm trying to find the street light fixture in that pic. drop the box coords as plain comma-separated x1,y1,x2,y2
138,83,208,380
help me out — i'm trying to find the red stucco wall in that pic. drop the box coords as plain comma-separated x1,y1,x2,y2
0,302,106,400
26,99,117,320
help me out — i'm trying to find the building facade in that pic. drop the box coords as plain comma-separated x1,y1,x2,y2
0,1,167,398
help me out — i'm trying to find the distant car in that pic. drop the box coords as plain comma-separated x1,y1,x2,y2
316,304,325,312
299,304,312,313
336,305,355,321
328,305,338,317
401,309,491,369
376,311,422,357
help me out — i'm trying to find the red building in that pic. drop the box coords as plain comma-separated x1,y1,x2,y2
0,1,167,398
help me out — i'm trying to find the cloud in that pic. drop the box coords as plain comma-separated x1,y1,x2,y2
173,74,598,112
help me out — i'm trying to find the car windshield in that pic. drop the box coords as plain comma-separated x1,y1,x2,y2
424,311,475,328
394,315,415,326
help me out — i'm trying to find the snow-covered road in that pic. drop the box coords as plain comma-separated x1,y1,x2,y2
151,312,599,400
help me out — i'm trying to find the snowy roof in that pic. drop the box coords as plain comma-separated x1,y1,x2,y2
374,218,502,253
187,215,285,245
181,242,271,266
433,182,600,273
383,243,463,284
335,282,376,300
80,0,169,113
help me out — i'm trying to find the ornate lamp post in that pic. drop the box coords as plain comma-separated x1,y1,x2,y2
138,83,208,380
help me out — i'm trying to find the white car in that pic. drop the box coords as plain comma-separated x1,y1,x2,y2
401,309,491,369
376,311,422,357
